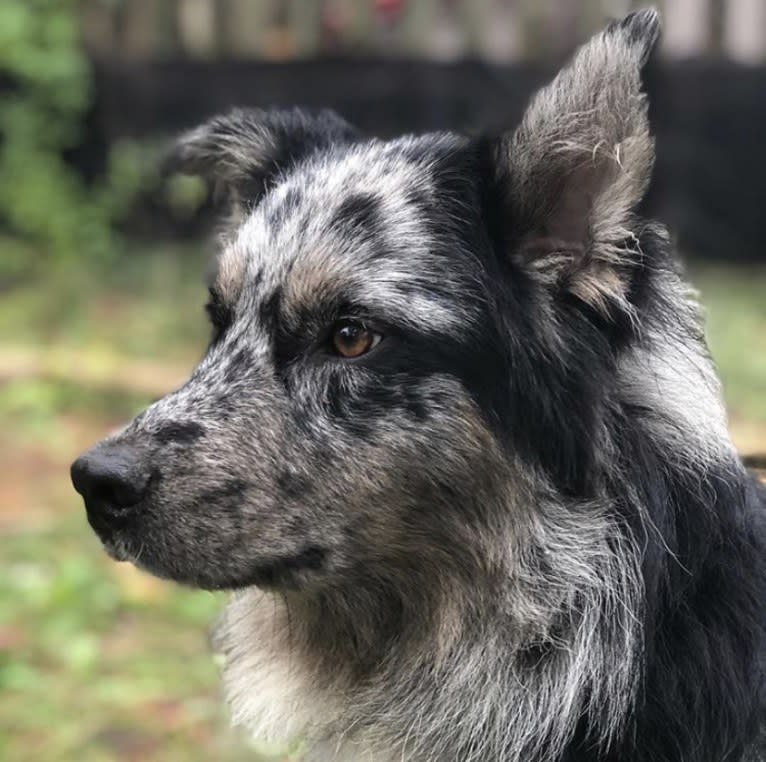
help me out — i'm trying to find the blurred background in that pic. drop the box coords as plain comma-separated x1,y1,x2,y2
1,1,764,760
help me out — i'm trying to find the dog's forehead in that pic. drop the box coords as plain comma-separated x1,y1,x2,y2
217,134,479,332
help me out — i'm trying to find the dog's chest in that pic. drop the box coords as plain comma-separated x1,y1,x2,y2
214,591,339,744
214,591,405,760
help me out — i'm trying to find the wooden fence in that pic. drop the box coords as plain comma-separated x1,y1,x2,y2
80,0,766,64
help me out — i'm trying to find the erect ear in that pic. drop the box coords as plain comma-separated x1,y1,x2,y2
166,107,358,220
495,9,660,315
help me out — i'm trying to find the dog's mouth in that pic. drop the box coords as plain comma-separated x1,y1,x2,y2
91,513,329,591
87,514,143,564
182,545,330,592
77,455,331,590
239,545,327,590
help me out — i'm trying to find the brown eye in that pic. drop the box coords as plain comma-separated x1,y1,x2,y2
331,319,382,358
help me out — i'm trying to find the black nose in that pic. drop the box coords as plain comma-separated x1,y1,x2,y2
71,445,150,518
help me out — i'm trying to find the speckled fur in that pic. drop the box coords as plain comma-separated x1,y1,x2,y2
76,10,766,761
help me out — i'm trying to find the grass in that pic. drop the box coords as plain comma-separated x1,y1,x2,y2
691,265,766,436
1,517,234,761
0,242,211,364
1,246,764,761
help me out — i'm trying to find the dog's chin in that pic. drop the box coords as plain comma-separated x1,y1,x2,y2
101,537,133,563
86,517,134,563
88,520,170,579
93,525,329,593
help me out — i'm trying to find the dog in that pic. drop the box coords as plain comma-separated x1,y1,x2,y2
71,10,766,761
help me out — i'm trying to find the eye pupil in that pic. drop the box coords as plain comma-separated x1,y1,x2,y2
332,320,380,358
339,324,361,343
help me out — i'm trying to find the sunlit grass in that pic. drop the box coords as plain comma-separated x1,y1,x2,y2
0,515,264,761
0,242,210,363
691,265,766,426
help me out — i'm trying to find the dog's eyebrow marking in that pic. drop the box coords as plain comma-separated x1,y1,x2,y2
214,242,248,304
154,421,206,445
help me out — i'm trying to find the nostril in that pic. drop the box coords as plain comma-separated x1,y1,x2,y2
71,449,150,513
91,470,146,510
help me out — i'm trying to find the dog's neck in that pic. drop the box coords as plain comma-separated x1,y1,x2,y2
213,486,644,762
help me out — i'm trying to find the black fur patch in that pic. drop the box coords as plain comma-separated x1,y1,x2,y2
277,469,311,500
154,421,205,445
196,478,250,507
205,287,233,343
258,287,283,335
331,193,382,237
249,545,326,588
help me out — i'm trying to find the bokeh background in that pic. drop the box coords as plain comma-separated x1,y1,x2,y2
1,1,765,760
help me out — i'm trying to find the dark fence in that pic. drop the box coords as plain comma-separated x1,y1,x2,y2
84,57,766,262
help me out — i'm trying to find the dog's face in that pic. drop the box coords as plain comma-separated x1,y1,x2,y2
75,131,508,591
72,12,660,592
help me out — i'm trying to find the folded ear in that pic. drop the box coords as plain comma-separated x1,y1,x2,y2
494,9,660,315
166,107,358,219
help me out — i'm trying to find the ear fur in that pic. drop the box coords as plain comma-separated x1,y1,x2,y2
166,107,358,218
496,9,660,315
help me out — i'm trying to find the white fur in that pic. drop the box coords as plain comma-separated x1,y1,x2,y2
214,590,342,744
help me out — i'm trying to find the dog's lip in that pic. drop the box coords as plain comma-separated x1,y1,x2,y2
85,505,128,538
187,546,329,592
101,538,131,562
85,511,135,562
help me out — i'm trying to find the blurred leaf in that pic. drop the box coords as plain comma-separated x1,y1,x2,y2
0,1,165,277
0,659,42,692
164,174,208,221
0,1,108,272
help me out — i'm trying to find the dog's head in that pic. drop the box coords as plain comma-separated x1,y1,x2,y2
72,11,660,591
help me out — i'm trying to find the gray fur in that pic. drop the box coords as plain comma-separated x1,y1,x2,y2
498,8,659,314
72,9,763,761
162,12,651,758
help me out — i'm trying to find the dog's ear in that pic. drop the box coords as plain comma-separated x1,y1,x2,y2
494,9,660,316
166,107,358,218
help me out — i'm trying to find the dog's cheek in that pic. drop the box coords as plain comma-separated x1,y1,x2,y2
297,380,500,561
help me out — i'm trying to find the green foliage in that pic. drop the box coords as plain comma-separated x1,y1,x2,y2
0,1,154,276
0,0,100,271
692,266,766,425
0,518,260,761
